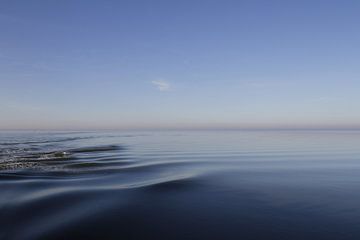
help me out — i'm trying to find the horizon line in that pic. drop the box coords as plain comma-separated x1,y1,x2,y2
2,126,360,131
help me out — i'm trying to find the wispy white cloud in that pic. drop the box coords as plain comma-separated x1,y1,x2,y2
151,79,170,91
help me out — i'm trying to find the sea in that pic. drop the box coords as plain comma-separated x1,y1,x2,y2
1,130,360,240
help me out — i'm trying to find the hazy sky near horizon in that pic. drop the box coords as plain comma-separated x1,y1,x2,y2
1,0,360,130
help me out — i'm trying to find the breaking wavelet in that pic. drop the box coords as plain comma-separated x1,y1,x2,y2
0,143,127,173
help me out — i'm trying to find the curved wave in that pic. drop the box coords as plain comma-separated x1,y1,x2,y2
0,136,97,146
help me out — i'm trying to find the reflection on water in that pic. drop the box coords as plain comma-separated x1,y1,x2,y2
1,130,360,239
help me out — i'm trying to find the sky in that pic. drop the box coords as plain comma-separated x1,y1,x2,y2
1,0,360,130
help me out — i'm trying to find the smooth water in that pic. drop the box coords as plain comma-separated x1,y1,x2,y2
1,130,360,240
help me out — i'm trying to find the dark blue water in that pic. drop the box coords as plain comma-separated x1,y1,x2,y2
1,130,360,240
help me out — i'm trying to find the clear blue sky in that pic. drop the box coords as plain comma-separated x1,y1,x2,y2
1,0,360,130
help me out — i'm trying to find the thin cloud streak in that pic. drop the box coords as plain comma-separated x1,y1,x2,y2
151,80,170,91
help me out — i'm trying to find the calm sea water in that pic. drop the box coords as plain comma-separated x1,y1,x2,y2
1,130,360,239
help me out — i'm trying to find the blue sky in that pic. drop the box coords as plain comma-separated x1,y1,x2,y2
1,0,360,130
